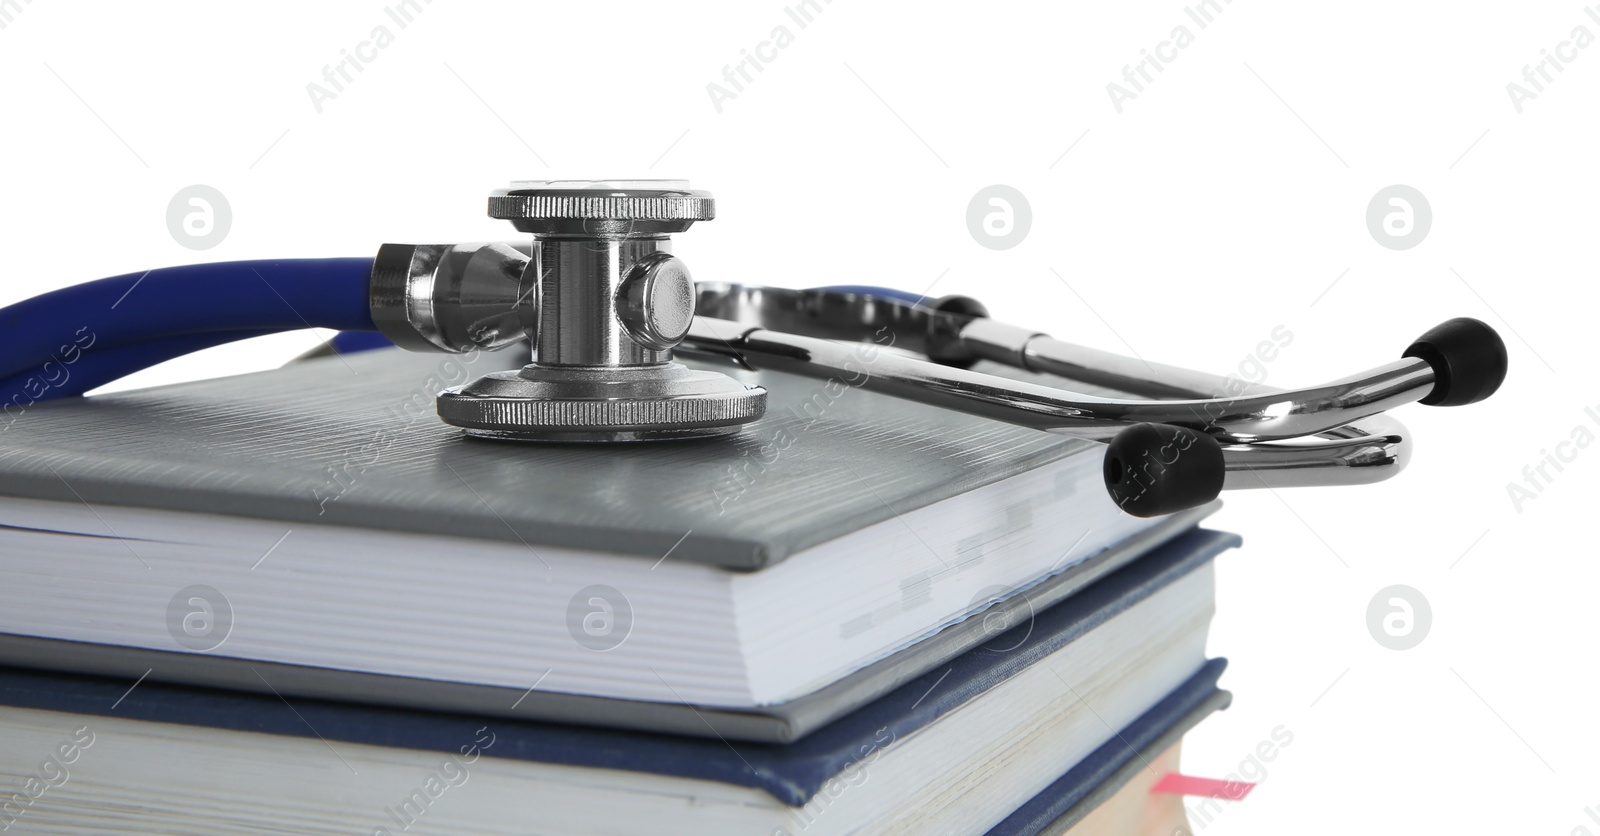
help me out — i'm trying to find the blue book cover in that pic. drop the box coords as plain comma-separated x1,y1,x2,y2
0,527,1238,808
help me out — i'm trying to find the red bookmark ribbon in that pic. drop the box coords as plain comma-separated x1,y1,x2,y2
1150,773,1255,800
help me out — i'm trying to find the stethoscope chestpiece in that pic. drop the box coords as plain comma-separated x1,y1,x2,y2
364,178,1507,515
432,180,767,442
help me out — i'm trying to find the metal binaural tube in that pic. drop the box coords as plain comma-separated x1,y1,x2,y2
960,318,1229,401
683,318,1438,443
974,323,1420,489
1219,435,1404,489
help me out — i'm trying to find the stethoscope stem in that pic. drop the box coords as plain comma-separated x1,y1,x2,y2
684,318,1437,443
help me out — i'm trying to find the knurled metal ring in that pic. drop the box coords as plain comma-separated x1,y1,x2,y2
488,190,714,222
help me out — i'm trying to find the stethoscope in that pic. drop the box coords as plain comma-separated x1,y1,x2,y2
0,180,1508,518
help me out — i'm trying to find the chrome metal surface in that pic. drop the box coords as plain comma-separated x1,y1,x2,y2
489,179,714,237
972,328,1417,490
437,363,766,442
693,282,946,356
417,181,764,442
1220,436,1404,490
681,318,1434,443
680,285,1426,492
369,242,533,353
616,253,696,352
532,237,673,367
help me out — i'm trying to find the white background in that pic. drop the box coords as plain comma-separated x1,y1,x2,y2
2,2,1597,833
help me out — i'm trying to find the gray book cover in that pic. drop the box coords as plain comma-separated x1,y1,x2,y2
0,347,1108,569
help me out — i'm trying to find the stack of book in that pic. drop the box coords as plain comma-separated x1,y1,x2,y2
0,345,1239,834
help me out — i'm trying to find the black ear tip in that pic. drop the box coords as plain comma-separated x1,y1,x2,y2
930,294,990,319
1103,423,1225,518
1403,317,1508,407
925,294,990,369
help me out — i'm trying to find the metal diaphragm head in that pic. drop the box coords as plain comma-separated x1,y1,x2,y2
434,180,766,442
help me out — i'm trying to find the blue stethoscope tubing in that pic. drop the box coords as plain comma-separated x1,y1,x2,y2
0,259,375,405
0,260,918,405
